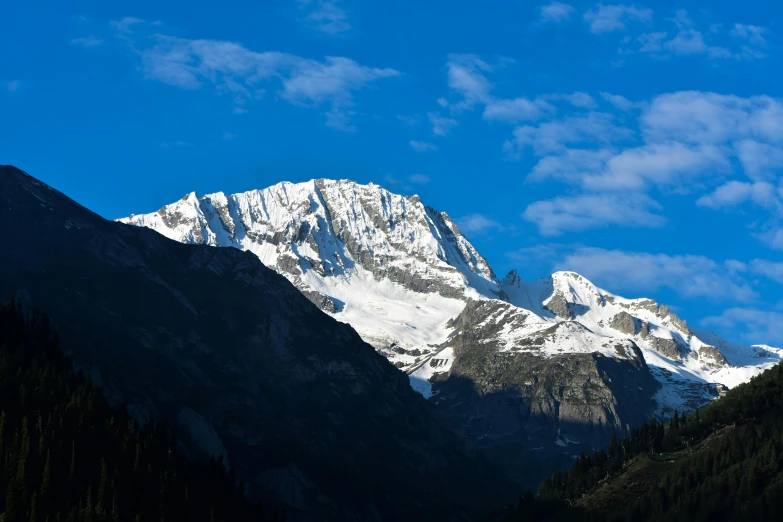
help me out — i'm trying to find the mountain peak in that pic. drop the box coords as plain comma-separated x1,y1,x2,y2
119,178,504,367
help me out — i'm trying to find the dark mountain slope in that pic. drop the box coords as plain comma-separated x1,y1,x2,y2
0,300,268,521
0,165,514,521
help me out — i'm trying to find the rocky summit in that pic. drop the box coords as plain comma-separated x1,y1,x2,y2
120,178,783,487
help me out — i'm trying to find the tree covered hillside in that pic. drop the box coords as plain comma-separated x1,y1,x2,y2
503,357,783,522
0,299,271,522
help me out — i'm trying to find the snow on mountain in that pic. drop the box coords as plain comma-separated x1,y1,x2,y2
499,270,783,415
119,180,782,417
119,179,502,371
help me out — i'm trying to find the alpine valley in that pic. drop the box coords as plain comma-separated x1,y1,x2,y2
119,178,783,488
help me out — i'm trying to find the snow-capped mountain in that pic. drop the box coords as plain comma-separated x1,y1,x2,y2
498,270,781,414
119,179,503,370
119,180,781,420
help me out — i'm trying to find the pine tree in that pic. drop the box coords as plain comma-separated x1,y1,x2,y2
40,449,52,510
30,491,39,522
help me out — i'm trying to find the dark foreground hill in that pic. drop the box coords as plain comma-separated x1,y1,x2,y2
500,360,783,522
0,299,269,521
0,165,515,521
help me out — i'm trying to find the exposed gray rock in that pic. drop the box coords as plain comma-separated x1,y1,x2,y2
699,345,729,367
544,292,574,320
430,299,659,489
640,320,651,338
610,311,638,335
276,254,301,276
300,290,338,314
647,336,683,361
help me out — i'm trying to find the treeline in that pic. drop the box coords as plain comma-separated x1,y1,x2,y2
0,299,273,521
504,361,783,522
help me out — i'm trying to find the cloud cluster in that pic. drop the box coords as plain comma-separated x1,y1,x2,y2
409,140,437,152
432,41,781,240
111,18,398,130
536,4,769,61
70,35,103,47
539,2,574,23
511,91,783,238
583,4,652,34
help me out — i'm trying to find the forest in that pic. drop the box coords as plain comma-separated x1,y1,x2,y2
0,299,274,522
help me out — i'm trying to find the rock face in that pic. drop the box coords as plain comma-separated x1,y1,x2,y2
427,300,659,487
610,311,637,336
0,166,514,521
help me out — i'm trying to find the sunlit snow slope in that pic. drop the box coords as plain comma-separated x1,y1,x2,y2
119,179,502,371
119,179,781,416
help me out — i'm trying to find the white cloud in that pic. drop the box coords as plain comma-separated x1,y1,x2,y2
544,92,597,109
523,193,665,235
734,140,783,181
527,149,613,184
408,173,431,185
748,259,783,284
409,140,437,152
641,92,783,145
731,24,768,46
3,80,19,92
540,2,574,23
600,92,636,111
697,181,781,211
397,114,422,126
444,54,495,111
483,97,554,123
768,230,783,251
637,31,667,52
702,308,783,345
112,16,144,34
505,112,632,155
296,0,351,35
160,140,193,148
113,23,399,129
583,4,653,34
456,214,504,234
628,11,768,60
70,35,104,47
583,142,729,191
556,248,758,302
428,112,458,136
509,91,783,235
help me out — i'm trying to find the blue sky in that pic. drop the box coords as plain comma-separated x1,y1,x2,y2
2,0,783,345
